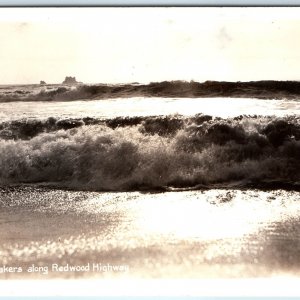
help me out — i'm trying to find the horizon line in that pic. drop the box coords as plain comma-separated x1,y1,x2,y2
2,79,300,86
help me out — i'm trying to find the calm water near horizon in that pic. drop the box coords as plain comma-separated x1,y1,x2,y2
0,97,299,121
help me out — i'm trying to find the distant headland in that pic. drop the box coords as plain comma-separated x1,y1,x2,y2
62,76,78,85
39,77,82,85
62,76,82,85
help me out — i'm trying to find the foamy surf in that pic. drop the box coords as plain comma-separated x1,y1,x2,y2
0,114,299,191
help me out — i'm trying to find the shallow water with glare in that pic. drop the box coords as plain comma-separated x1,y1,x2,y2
1,187,300,278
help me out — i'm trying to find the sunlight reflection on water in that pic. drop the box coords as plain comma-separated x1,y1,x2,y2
107,190,300,241
1,189,300,278
0,97,299,121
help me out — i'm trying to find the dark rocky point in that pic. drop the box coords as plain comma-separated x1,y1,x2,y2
62,76,78,85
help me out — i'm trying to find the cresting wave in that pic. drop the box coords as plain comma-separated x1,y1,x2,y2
2,80,300,102
0,114,299,191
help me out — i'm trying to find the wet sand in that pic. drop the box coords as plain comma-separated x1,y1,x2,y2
0,187,300,279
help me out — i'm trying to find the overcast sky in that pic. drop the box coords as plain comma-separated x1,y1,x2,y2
0,7,300,84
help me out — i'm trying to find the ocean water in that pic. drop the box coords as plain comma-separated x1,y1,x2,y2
0,86,300,191
1,187,300,279
0,96,299,121
0,85,300,278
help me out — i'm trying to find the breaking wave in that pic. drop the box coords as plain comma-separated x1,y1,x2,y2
0,114,300,191
2,80,300,102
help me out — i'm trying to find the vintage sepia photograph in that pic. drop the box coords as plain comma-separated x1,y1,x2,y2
0,7,300,283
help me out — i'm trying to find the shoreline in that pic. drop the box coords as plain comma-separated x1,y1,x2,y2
1,187,300,279
1,179,300,194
